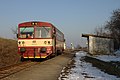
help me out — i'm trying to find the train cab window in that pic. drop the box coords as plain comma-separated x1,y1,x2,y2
35,27,51,38
19,27,34,38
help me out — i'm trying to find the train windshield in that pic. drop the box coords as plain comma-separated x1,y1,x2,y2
35,27,51,38
19,27,34,38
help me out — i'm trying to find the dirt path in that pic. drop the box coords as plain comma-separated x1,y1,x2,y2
1,52,74,80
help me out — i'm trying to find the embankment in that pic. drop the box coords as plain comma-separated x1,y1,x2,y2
0,38,20,68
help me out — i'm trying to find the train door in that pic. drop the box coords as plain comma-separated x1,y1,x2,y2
53,28,57,56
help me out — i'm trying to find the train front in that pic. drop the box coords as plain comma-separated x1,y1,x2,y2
17,22,54,60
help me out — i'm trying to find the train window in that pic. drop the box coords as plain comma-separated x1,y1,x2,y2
35,27,51,38
19,27,34,38
56,29,64,41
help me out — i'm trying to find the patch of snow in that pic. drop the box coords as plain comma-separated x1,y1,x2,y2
93,55,120,62
59,51,120,80
114,49,120,56
93,50,120,62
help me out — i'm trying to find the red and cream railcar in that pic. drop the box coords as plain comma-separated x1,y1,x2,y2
17,21,65,60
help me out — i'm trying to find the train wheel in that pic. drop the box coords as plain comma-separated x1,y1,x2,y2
46,55,51,60
57,50,61,55
55,52,58,56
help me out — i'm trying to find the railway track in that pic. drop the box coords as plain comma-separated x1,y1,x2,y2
0,51,74,80
0,61,38,79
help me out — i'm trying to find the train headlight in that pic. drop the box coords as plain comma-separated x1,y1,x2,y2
18,41,21,44
48,41,51,45
32,22,37,25
44,41,47,44
20,48,26,53
22,41,25,44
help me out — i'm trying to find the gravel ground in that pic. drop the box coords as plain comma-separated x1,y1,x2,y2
1,51,74,80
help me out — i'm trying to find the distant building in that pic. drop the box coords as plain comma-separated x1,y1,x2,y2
64,43,66,50
82,34,114,55
71,43,74,50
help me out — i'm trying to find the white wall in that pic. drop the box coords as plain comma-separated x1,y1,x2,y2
89,36,114,54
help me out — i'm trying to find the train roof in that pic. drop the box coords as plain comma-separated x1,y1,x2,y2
18,21,54,27
82,34,113,39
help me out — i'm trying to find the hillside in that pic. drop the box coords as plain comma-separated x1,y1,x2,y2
0,38,20,68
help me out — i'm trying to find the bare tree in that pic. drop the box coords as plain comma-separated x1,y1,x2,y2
94,27,103,36
105,9,120,49
94,26,110,37
11,27,18,39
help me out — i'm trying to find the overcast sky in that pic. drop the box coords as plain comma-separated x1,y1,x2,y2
0,0,120,47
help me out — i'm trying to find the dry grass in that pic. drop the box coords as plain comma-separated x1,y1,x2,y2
0,37,20,68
